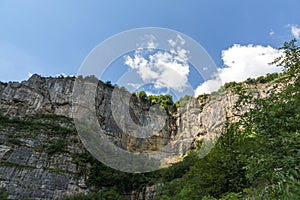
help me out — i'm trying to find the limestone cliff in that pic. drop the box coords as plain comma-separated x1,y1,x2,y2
0,74,74,117
0,74,272,199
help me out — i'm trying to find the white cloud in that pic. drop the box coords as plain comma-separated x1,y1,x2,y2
177,34,186,45
269,30,275,37
124,46,190,92
195,44,283,96
127,83,142,89
146,34,158,49
136,34,159,50
168,34,186,47
168,39,176,47
291,25,300,39
195,79,222,95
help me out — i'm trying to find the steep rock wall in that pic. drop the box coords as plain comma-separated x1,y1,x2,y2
0,74,272,199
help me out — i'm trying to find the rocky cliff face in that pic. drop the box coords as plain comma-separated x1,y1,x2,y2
0,114,89,199
0,74,74,117
0,74,271,199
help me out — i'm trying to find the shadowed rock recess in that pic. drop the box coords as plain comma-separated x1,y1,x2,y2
0,74,270,199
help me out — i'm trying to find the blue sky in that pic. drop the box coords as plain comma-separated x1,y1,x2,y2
0,0,299,96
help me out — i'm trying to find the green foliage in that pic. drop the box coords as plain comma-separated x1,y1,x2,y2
45,139,67,154
157,127,249,199
236,91,300,199
197,93,210,100
72,152,160,193
7,134,23,146
104,80,114,88
64,188,124,200
159,152,197,183
0,113,75,157
136,91,147,100
245,73,280,85
134,92,175,114
0,189,8,200
83,75,99,83
219,192,240,200
216,81,248,96
0,81,8,86
149,94,173,109
100,187,125,200
228,39,300,199
174,95,193,108
0,113,75,136
271,38,300,75
219,72,282,96
245,77,256,85
256,73,280,84
201,195,217,200
222,81,239,90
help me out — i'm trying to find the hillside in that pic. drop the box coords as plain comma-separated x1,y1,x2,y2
0,40,299,199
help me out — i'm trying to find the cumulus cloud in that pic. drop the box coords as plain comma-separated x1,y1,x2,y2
136,34,159,50
168,34,186,48
127,83,143,89
291,25,300,39
145,34,158,49
124,36,190,92
194,79,222,95
269,30,275,37
195,44,283,96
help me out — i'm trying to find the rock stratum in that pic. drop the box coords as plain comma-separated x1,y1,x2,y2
0,74,271,199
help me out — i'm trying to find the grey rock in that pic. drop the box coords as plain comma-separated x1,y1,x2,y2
0,145,11,159
0,74,273,199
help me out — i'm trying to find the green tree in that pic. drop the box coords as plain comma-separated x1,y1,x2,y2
271,38,300,75
137,91,147,100
233,39,300,199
